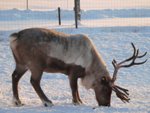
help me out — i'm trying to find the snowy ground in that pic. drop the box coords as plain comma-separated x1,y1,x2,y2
0,8,150,113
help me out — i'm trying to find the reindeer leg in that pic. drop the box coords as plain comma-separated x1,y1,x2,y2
12,65,27,106
69,75,80,105
76,90,83,104
30,69,53,107
69,72,83,105
30,70,53,107
69,66,84,105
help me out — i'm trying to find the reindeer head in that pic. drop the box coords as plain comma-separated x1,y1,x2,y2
94,43,147,106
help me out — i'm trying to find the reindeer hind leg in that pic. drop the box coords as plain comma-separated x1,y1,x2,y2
12,64,27,106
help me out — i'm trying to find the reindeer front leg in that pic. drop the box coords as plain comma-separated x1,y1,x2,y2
30,68,53,107
68,66,84,105
69,75,82,105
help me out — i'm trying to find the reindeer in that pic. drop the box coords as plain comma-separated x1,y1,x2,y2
9,28,147,107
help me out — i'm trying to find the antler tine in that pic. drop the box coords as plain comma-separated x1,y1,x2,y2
112,59,118,82
112,85,130,103
131,43,147,59
115,43,147,68
112,59,117,68
115,85,129,95
119,47,147,68
137,51,147,58
120,48,139,68
118,42,136,65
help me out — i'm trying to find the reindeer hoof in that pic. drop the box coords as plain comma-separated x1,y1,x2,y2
43,101,54,107
79,100,83,104
73,100,83,105
15,102,24,107
13,98,24,107
73,102,80,105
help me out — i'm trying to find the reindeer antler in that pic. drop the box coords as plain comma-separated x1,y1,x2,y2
112,85,130,103
112,43,147,82
111,43,147,103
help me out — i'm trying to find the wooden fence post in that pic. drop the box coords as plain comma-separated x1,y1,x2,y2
74,0,81,28
74,1,78,28
26,0,29,10
58,7,61,25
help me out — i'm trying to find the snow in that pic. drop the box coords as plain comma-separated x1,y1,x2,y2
1,9,150,21
0,7,150,113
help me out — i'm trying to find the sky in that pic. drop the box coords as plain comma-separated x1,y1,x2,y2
0,0,150,10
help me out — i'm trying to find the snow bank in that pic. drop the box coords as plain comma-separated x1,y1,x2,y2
0,8,150,21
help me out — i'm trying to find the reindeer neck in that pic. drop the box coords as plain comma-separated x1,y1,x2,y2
90,48,109,77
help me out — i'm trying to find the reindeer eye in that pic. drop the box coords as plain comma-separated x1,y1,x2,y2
102,76,106,80
101,76,106,82
101,76,108,84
